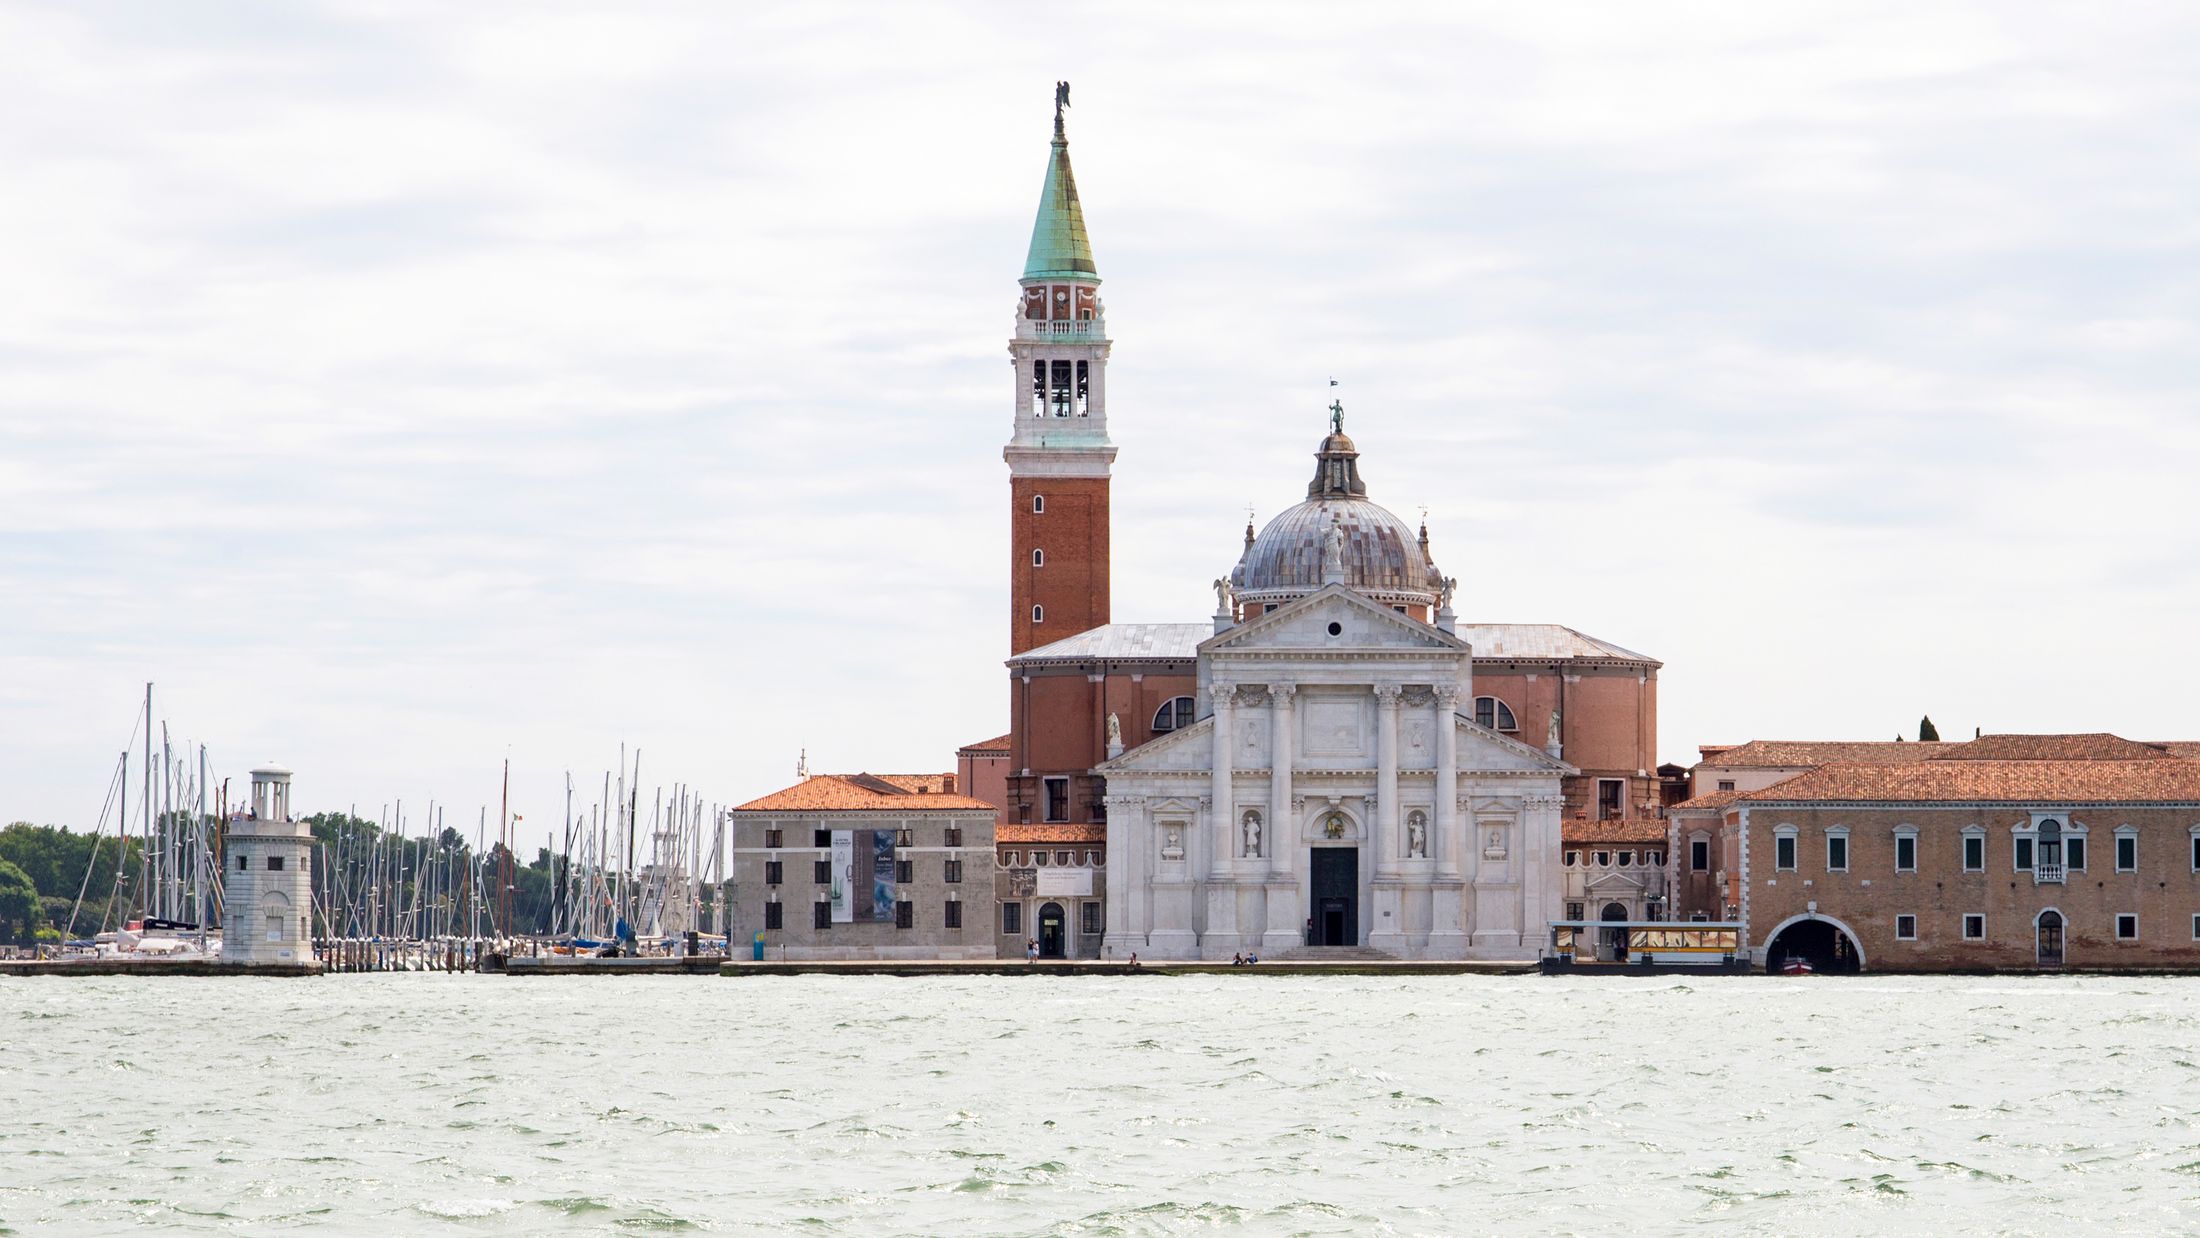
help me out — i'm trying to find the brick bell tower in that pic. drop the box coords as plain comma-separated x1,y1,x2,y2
1005,81,1114,656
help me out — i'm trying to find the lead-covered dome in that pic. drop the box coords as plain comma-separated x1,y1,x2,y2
1231,415,1443,611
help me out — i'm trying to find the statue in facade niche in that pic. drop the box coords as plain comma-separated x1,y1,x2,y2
1106,712,1122,748
1407,815,1428,858
1242,813,1262,858
1547,706,1563,750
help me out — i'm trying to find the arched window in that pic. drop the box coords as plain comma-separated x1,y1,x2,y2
1031,548,1044,567
1032,495,1044,513
1031,604,1044,624
1474,696,1518,731
1151,695,1197,733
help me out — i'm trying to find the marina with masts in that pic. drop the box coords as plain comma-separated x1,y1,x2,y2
6,685,730,975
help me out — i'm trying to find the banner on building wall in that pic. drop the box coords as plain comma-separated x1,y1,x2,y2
830,831,854,923
1036,869,1092,897
872,829,896,922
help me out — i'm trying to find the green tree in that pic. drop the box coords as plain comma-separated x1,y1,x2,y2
0,858,41,945
1919,715,1940,742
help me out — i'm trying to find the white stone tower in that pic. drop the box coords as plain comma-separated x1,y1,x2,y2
221,766,317,967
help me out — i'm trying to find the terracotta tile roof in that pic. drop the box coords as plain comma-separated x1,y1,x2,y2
1700,740,1950,768
1740,759,2200,805
1933,733,2175,761
1562,819,1670,845
1663,796,1751,813
732,773,996,814
2161,742,2200,758
998,823,1107,844
957,733,1012,754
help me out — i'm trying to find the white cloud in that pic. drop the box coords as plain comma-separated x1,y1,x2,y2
3,2,2198,847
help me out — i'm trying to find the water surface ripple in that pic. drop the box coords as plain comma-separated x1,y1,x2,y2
4,974,2197,1235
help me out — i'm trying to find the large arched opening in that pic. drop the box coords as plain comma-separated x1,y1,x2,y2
1599,901,1629,962
1763,914,1863,974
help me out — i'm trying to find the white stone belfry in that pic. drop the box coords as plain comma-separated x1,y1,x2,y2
220,766,318,967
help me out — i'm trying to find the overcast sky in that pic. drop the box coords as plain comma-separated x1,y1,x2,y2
3,3,2197,852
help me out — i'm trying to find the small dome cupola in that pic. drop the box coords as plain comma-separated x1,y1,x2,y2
1307,400,1369,499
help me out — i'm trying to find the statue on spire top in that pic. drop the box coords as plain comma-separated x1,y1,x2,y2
1055,81,1071,123
1329,398,1345,435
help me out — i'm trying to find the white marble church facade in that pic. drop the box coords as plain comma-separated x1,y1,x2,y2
1098,584,1571,961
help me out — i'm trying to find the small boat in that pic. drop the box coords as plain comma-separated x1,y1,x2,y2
1779,955,1815,975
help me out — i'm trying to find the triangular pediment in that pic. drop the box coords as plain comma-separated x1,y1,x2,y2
1202,585,1467,655
1456,716,1576,774
1585,869,1648,892
1097,715,1214,774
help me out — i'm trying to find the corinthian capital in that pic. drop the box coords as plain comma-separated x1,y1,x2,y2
1372,683,1404,707
1433,683,1461,706
1269,681,1297,704
1207,682,1238,708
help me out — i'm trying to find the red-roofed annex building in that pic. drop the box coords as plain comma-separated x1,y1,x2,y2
1670,735,2200,971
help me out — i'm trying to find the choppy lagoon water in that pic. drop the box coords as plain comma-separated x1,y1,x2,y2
4,974,2198,1235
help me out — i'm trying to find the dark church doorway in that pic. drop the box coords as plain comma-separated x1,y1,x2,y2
1764,917,1862,974
1038,902,1066,958
1310,847,1358,946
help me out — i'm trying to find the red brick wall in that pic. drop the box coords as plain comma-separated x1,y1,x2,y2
1010,476,1109,656
1745,804,2200,970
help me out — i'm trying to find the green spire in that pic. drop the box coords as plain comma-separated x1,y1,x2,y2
1023,85,1099,283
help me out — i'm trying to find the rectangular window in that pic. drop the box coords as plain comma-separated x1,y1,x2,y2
765,828,782,849
944,901,962,930
1566,902,1584,921
1002,903,1022,935
1895,834,1916,873
1618,851,1634,867
1775,834,1796,871
1057,850,1072,866
2116,913,2138,940
812,902,832,930
765,861,783,886
896,900,914,930
764,901,783,930
896,859,913,884
1962,914,1985,940
2014,836,2034,871
945,826,963,848
2066,836,2087,871
1044,776,1070,823
1081,902,1102,935
813,859,831,883
268,856,284,872
1691,839,1710,872
2191,913,2200,941
2117,835,2138,872
1563,850,1578,867
944,858,963,883
238,854,248,872
1598,779,1624,820
1964,834,1985,871
898,828,913,848
2192,835,2200,871
813,829,831,848
1826,835,1848,872
1716,779,1737,792
1895,914,1917,940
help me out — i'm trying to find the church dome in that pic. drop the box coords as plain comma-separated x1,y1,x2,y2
1231,414,1442,610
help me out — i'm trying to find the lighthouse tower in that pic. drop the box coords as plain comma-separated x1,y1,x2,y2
1005,81,1115,655
221,766,318,968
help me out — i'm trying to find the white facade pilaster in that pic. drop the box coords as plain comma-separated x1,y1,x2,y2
1205,682,1240,953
